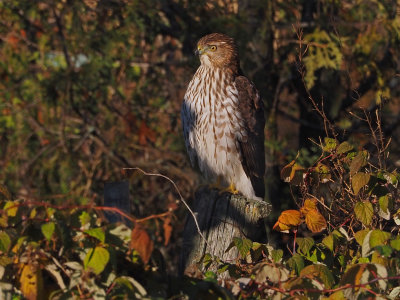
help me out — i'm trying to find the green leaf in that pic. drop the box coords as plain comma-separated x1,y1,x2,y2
296,237,315,254
287,253,304,275
85,228,105,243
79,211,91,227
354,201,373,226
390,236,400,250
233,237,252,259
323,137,337,152
374,245,393,257
352,172,371,195
0,231,11,252
41,222,55,242
270,249,283,263
369,230,391,248
84,247,110,275
300,264,335,288
355,229,370,246
336,141,353,154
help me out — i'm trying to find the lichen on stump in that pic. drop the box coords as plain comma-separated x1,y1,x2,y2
180,187,272,278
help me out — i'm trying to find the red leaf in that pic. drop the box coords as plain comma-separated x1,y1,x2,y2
163,217,173,246
138,121,156,146
130,225,153,264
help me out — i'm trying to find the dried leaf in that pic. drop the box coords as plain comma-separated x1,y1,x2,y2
300,264,335,288
0,184,11,200
130,226,153,264
138,121,156,146
305,209,327,233
349,151,368,175
336,141,353,154
352,172,370,195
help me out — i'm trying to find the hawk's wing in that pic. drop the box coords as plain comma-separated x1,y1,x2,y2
181,99,197,167
235,75,266,199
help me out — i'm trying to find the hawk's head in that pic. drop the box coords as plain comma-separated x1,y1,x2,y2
196,33,239,71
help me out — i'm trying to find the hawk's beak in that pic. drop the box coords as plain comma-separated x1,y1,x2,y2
195,46,204,56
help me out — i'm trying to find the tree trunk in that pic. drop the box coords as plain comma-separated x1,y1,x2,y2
180,187,272,278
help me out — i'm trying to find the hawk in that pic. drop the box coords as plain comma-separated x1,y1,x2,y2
181,33,265,200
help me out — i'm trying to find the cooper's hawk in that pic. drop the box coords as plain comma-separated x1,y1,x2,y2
181,33,265,200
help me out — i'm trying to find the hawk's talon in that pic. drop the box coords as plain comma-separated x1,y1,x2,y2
219,183,239,195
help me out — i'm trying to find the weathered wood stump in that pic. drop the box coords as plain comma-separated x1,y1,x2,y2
180,187,272,278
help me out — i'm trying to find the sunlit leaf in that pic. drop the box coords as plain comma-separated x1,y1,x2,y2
41,222,55,242
390,236,400,250
3,201,18,217
323,137,337,152
19,264,44,300
85,227,105,243
300,198,317,215
0,231,11,252
83,247,110,275
369,230,391,248
305,209,327,233
354,201,373,226
273,210,302,232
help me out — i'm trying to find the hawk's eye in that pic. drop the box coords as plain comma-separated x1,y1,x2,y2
210,45,217,51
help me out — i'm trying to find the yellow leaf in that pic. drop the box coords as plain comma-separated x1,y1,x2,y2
3,201,18,217
19,264,44,300
300,198,317,215
273,210,302,232
305,209,327,233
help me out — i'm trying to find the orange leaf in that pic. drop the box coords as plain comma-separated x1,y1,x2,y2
130,225,153,264
300,198,317,215
138,121,156,146
273,210,302,232
305,209,327,233
19,264,44,300
163,217,173,246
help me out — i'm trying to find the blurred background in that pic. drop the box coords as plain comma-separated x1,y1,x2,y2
1,0,400,267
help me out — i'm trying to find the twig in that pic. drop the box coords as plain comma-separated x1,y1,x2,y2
123,167,208,246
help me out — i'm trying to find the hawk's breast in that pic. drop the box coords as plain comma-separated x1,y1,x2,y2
182,66,246,183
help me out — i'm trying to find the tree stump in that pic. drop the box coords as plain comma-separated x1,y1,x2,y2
180,187,272,278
